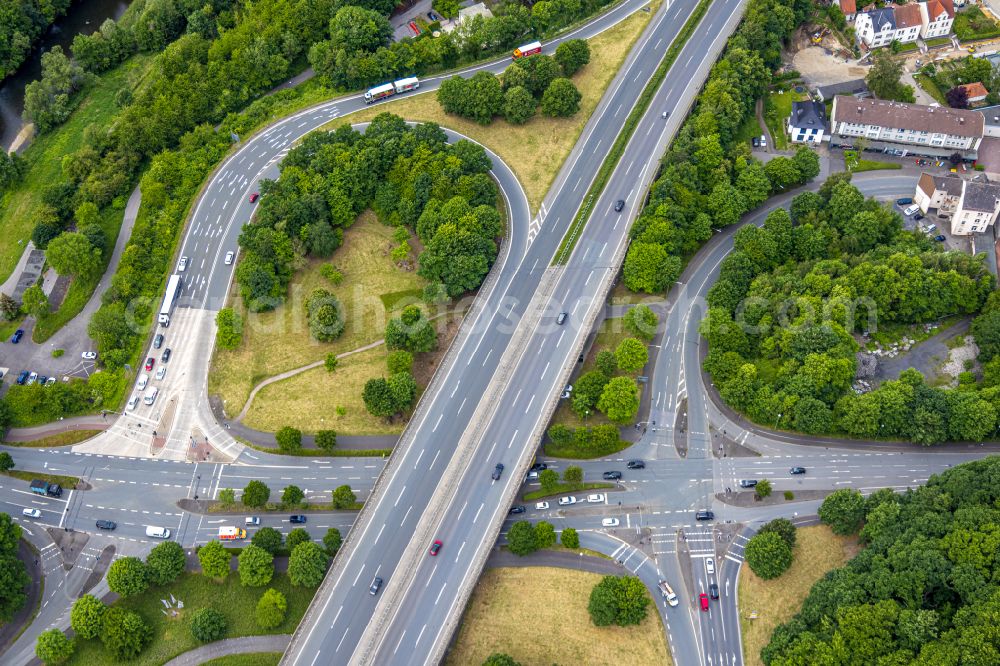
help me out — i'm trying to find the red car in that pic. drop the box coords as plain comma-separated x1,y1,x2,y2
429,540,442,556
145,357,155,371
249,192,259,203
699,593,709,612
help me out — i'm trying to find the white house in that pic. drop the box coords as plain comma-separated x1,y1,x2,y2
839,0,856,22
855,4,922,49
788,101,828,143
919,0,955,39
916,172,1000,235
830,96,985,153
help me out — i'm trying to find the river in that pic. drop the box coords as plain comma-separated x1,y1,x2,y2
0,0,131,151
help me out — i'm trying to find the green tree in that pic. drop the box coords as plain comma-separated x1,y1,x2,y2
0,293,18,321
561,527,580,549
755,478,773,499
197,541,231,581
256,588,287,629
288,542,329,587
595,350,617,377
316,430,337,451
624,304,659,341
555,39,591,76
324,352,340,373
588,575,650,626
22,284,49,318
432,0,461,18
757,518,796,549
541,78,582,117
46,232,101,277
287,528,311,552
107,556,148,597
363,377,396,417
744,531,793,579
70,594,105,640
0,451,13,471
218,488,236,506
535,521,557,548
818,488,866,535
282,485,304,507
324,527,343,556
332,484,357,509
386,350,413,375
623,242,681,293
539,468,559,493
35,629,73,665
865,50,915,102
385,305,437,352
503,86,536,125
190,608,227,642
507,520,538,556
597,376,640,424
615,337,648,373
100,608,152,660
328,5,392,52
792,146,821,181
764,156,801,190
242,480,270,508
563,465,583,484
251,527,283,555
145,541,185,586
238,544,274,588
572,370,609,418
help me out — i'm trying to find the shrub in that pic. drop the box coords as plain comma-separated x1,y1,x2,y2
238,544,274,587
316,430,337,450
256,588,287,629
288,542,330,587
287,528,311,551
101,608,152,660
561,527,580,549
145,541,185,586
216,308,243,349
744,531,793,579
535,521,557,548
282,484,305,507
387,350,414,375
107,556,148,597
70,595,105,640
252,527,283,554
276,426,302,453
325,353,339,372
190,608,228,642
324,527,343,556
35,629,73,665
242,480,270,508
587,575,649,626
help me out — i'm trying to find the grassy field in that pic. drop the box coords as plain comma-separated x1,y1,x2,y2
65,573,315,666
447,566,670,666
924,36,952,48
548,316,640,431
914,73,947,105
739,525,859,666
763,88,808,151
334,1,659,214
203,655,283,666
954,6,1000,41
1,429,101,447
210,212,427,420
734,111,764,151
844,150,903,173
0,55,153,284
3,469,80,488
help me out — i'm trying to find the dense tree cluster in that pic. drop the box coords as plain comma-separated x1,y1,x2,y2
623,0,817,296
546,423,625,457
0,513,30,622
309,0,612,91
0,0,72,81
764,457,1000,664
702,175,995,444
437,46,588,125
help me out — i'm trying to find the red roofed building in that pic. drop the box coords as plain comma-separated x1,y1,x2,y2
839,0,856,21
960,82,989,105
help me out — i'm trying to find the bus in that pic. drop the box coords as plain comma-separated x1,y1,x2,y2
158,274,183,327
218,526,247,540
512,41,542,59
364,77,421,104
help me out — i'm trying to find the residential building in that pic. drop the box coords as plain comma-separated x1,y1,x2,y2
839,0,857,21
915,172,1000,235
976,104,1000,137
830,96,984,153
855,4,922,48
959,82,989,105
918,0,955,39
788,100,828,143
816,79,868,101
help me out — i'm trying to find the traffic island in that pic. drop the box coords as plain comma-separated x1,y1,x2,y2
710,425,761,458
714,488,832,508
45,527,92,570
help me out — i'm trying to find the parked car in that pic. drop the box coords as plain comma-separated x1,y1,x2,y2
752,136,759,148
709,583,719,599
82,351,97,360
914,213,924,221
535,501,549,510
530,462,547,472
37,376,48,386
739,479,758,488
44,377,55,386
602,471,622,480
289,515,307,524
789,466,806,475
145,357,155,371
428,10,440,20
587,494,606,503
155,366,167,380
614,199,625,212
491,463,504,480
760,135,767,148
561,384,573,399
137,373,149,391
601,517,620,527
934,235,946,242
161,348,172,363
249,192,259,203
509,505,526,514
558,496,577,506
429,540,442,556
696,510,715,521
699,593,710,611
626,460,645,469
225,251,235,265
16,370,29,385
95,519,117,530
153,333,164,349
526,470,539,480
26,372,37,385
11,329,23,343
127,394,139,410
369,576,382,595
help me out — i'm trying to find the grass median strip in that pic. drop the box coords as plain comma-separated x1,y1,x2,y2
553,0,714,265
1,429,102,447
3,470,81,489
522,481,614,501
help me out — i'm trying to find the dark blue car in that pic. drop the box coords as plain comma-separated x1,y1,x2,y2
11,329,23,343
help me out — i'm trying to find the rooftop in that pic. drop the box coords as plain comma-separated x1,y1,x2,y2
964,181,1000,212
816,79,868,100
894,3,922,28
831,96,985,138
789,100,827,129
977,104,1000,127
918,172,964,198
865,6,896,30
960,82,989,100
839,0,856,14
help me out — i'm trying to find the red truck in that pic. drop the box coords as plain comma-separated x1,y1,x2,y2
512,41,542,59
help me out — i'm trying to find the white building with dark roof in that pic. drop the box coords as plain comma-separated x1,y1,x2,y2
915,172,1000,235
830,96,985,154
788,100,828,143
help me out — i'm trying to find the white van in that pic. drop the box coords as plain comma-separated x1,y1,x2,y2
127,394,139,411
245,516,260,526
145,525,170,539
137,373,149,390
143,387,159,405
904,204,920,216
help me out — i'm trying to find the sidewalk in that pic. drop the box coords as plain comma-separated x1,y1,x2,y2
162,635,291,666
